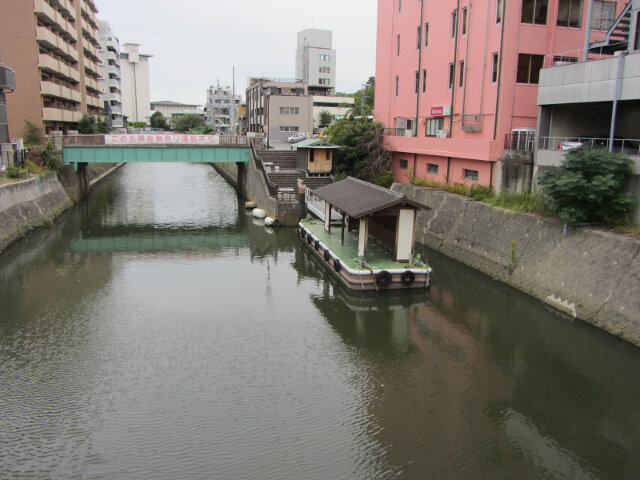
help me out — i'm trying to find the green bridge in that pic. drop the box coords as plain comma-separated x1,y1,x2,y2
63,145,249,165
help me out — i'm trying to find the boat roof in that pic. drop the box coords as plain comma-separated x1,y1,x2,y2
294,138,340,149
311,177,430,218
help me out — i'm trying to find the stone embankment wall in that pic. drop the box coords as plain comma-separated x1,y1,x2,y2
393,184,640,347
0,163,121,254
0,173,73,253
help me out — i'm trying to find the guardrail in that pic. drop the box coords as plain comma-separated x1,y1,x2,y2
504,133,535,152
538,136,640,156
49,133,251,147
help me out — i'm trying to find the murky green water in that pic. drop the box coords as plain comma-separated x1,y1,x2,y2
1,163,639,479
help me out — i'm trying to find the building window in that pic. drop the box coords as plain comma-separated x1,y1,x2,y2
553,55,578,64
635,12,640,51
319,78,331,85
397,34,401,56
426,117,444,136
448,63,455,89
451,10,458,38
415,71,420,94
521,0,548,25
399,159,409,169
279,107,299,115
422,69,427,93
424,23,429,47
557,0,582,27
428,163,438,174
319,54,331,61
279,126,299,132
462,7,468,35
516,54,544,84
459,60,465,87
591,1,616,30
464,169,479,181
491,53,499,83
417,26,422,49
395,75,399,96
496,0,503,23
319,66,331,73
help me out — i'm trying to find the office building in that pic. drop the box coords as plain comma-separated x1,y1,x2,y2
120,43,152,124
98,21,123,128
296,28,336,96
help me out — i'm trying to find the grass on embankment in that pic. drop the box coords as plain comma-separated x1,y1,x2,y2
407,177,640,237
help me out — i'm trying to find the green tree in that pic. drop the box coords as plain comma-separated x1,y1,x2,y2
96,117,110,133
173,114,205,133
23,121,43,146
351,76,375,117
150,111,168,130
324,117,392,186
77,114,97,134
318,110,334,128
539,147,637,224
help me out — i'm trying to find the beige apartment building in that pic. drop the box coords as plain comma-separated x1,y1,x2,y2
0,0,103,137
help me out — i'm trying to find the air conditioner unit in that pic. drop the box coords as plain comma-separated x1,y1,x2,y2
435,130,447,138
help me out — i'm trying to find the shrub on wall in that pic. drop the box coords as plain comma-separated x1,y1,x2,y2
539,147,636,224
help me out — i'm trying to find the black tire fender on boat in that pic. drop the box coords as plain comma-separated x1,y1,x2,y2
314,240,319,251
300,228,305,239
307,233,313,244
333,258,342,272
401,270,415,285
376,270,392,287
324,249,330,261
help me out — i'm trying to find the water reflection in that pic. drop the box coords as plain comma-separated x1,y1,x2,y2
1,163,639,479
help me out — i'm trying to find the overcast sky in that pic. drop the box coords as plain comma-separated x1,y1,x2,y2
96,0,378,106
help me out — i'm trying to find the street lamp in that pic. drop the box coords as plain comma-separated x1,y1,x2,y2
263,88,271,149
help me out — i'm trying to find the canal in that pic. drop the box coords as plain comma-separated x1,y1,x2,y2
1,163,640,479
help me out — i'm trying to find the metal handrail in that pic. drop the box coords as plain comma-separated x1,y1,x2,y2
537,136,640,156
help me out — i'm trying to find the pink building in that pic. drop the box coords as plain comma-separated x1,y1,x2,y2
375,0,628,187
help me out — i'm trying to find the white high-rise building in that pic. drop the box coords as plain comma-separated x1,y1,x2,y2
205,81,241,134
98,22,123,129
295,29,336,96
120,43,152,124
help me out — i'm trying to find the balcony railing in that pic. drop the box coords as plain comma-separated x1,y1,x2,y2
383,128,415,137
538,136,640,156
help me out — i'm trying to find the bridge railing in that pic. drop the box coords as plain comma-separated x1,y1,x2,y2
52,134,252,147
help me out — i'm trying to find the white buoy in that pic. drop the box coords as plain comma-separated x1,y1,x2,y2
252,208,266,219
264,216,274,226
245,201,256,209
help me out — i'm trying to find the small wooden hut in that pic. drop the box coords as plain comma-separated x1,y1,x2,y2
294,138,339,174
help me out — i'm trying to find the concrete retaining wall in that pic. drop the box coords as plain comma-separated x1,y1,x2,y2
393,183,640,347
212,153,300,225
0,173,73,253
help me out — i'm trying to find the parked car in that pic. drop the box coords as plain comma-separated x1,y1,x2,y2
558,141,583,150
288,132,307,144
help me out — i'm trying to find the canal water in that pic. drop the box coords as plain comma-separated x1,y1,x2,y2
1,163,640,479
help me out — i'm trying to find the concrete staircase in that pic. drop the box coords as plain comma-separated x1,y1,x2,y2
255,147,333,191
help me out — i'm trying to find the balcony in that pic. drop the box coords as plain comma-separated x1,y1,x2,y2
84,76,100,92
41,80,81,103
382,133,504,162
38,53,80,83
36,26,78,63
43,107,82,123
86,95,102,108
84,59,100,77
